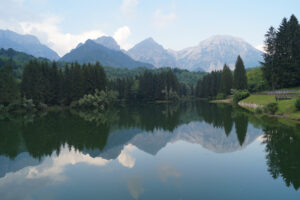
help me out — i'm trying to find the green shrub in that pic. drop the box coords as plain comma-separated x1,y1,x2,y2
0,104,6,112
233,90,250,104
6,102,23,112
263,102,278,115
70,101,78,108
76,89,118,110
216,93,226,100
295,98,300,111
37,103,48,111
22,97,36,112
162,87,179,101
255,107,263,114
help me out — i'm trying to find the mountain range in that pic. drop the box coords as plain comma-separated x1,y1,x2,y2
0,30,59,60
0,29,263,71
128,35,263,71
60,39,154,69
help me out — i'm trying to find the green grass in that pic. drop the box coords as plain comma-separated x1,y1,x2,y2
241,95,275,105
277,99,297,114
241,94,300,121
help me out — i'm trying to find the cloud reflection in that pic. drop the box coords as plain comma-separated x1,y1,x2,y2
118,144,137,168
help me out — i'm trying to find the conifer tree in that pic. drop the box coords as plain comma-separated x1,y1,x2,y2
233,56,248,90
221,64,233,95
0,61,19,105
262,26,277,90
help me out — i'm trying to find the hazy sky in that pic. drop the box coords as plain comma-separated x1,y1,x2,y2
1,0,299,56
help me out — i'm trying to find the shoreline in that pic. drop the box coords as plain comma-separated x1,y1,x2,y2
210,98,300,123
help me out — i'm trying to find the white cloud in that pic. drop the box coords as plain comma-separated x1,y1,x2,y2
113,26,133,50
0,0,106,56
152,9,176,29
0,0,135,56
121,0,139,19
18,15,105,56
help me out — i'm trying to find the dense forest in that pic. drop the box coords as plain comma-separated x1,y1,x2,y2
0,58,192,111
0,53,248,111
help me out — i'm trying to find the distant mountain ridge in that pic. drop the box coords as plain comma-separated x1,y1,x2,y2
0,29,263,71
127,37,177,68
0,29,59,60
94,36,121,51
175,35,263,71
60,39,153,69
127,35,263,72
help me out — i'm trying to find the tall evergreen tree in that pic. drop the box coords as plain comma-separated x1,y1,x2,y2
220,64,233,95
233,56,248,90
262,26,277,90
0,61,19,105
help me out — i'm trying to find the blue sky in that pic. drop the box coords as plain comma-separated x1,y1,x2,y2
1,0,299,55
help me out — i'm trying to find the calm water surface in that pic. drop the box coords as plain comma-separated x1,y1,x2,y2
0,102,300,200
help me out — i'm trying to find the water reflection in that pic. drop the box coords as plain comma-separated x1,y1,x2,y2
0,101,300,198
263,125,300,190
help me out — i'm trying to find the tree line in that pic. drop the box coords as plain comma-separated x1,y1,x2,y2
0,59,192,109
195,56,247,99
110,70,181,101
21,61,107,106
0,55,249,109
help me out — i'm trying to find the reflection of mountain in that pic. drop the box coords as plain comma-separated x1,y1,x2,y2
0,152,41,178
0,103,261,175
95,128,142,160
0,102,285,180
89,120,262,160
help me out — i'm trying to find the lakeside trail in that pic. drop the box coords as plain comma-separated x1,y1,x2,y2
238,102,263,109
210,98,232,104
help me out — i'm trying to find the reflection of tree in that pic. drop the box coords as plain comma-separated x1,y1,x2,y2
222,105,233,136
234,112,248,146
0,103,184,159
196,101,224,128
0,116,22,158
263,125,300,190
196,102,248,146
70,108,120,126
21,112,110,159
196,102,234,136
138,103,181,132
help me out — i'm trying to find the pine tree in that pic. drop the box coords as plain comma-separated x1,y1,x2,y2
233,56,248,90
221,64,233,95
0,61,19,105
262,26,277,90
287,15,300,87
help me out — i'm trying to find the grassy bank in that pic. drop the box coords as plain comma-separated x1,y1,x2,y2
240,94,300,121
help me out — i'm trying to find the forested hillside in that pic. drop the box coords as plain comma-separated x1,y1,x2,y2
0,48,49,79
